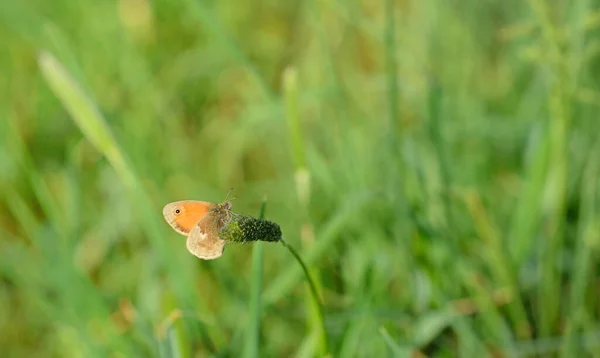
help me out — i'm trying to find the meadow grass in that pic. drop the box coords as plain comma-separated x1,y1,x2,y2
2,0,600,357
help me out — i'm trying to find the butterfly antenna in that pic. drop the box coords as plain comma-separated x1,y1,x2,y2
224,187,235,201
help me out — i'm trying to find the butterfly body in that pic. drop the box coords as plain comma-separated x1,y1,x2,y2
162,200,232,260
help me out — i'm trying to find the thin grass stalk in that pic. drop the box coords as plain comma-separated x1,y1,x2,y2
508,130,550,265
560,1,592,354
559,141,600,357
427,81,452,228
528,0,571,337
243,198,267,358
280,238,329,354
283,66,329,356
379,326,412,357
456,263,516,355
464,191,532,339
262,191,372,306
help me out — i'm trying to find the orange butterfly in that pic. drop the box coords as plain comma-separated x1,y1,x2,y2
162,199,233,260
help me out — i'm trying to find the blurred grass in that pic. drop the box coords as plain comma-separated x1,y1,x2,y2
2,0,600,357
243,196,267,358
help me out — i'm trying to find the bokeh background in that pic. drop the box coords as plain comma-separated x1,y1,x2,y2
2,0,600,357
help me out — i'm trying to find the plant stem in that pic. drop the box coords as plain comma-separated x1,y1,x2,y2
280,238,329,354
243,198,267,358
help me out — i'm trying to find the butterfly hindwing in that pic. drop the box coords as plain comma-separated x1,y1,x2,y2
186,215,226,260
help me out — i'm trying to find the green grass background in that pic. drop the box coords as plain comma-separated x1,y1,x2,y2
2,0,600,357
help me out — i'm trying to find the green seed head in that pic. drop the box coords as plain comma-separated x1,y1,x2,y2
219,214,282,243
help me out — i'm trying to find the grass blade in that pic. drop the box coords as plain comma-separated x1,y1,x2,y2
37,51,135,189
379,326,413,358
283,66,329,356
559,141,600,357
243,197,268,358
37,50,216,352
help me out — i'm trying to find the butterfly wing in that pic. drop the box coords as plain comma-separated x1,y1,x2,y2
186,217,226,260
163,200,213,235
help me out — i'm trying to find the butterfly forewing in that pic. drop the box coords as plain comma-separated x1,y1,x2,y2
162,200,213,235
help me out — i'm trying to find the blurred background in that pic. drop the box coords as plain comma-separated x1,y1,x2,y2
2,0,600,357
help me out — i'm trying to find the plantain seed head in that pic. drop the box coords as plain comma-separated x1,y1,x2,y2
219,214,282,243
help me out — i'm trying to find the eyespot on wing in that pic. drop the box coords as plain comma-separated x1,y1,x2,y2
162,200,213,235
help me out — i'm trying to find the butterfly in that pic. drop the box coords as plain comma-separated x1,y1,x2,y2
162,199,233,260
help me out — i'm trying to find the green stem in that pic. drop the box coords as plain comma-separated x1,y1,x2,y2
280,238,329,354
243,198,267,358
